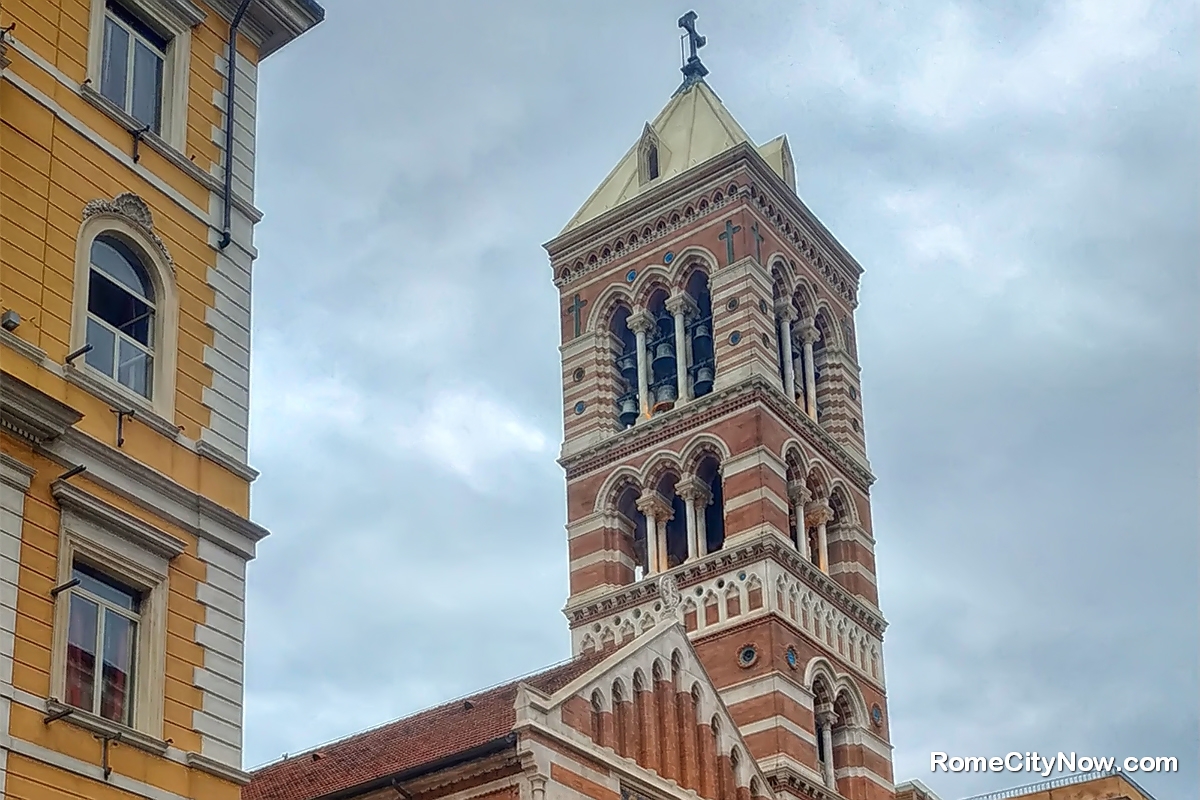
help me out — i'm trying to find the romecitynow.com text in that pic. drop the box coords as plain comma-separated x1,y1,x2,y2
930,752,1178,776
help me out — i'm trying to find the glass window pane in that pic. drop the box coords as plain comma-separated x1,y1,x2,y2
100,17,129,109
117,339,152,399
73,563,141,611
131,41,163,133
85,318,116,378
100,609,136,725
66,594,99,712
90,237,153,301
89,271,152,345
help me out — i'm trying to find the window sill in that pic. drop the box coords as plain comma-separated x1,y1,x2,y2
186,751,251,785
44,698,169,756
63,363,180,441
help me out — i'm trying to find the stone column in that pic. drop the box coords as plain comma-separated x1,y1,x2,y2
675,476,710,562
637,494,673,575
798,318,820,419
776,302,797,401
816,709,836,788
806,499,833,572
666,293,697,404
628,311,654,421
787,480,810,558
529,775,547,800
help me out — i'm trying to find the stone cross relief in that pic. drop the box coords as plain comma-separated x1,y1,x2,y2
565,293,587,338
719,219,741,265
751,222,764,263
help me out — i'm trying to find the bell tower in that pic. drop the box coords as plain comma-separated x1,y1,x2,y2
544,14,894,800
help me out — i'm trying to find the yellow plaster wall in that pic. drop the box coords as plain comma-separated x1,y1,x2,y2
0,0,257,513
0,1,270,796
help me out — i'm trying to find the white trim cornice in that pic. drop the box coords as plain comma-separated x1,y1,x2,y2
0,327,47,365
52,479,187,560
0,372,84,444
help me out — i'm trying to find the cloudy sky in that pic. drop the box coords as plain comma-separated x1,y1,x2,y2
239,2,1197,797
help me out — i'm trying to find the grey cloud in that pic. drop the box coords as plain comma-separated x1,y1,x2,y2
242,1,1197,796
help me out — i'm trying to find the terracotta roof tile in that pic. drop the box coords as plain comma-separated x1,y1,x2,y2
245,652,606,800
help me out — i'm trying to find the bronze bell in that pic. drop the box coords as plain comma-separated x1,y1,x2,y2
617,352,638,383
693,364,715,395
618,394,639,427
652,340,676,373
692,321,713,350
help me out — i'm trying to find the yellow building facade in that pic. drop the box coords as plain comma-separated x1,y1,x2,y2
0,0,320,797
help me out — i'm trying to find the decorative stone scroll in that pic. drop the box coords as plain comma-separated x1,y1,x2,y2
82,193,174,274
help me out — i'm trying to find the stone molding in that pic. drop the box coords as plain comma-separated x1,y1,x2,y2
564,531,886,637
626,310,655,335
0,373,84,444
63,365,181,440
42,698,169,757
52,479,187,560
184,752,251,785
0,327,47,366
560,373,874,493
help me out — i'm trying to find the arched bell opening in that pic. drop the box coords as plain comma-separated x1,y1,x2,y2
697,454,724,553
616,485,649,581
656,471,688,569
646,288,678,414
610,304,639,429
812,308,835,423
685,270,715,397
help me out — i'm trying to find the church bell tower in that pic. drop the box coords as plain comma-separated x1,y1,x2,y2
543,14,895,800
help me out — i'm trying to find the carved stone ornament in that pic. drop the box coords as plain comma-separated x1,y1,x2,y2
658,572,681,612
82,193,174,274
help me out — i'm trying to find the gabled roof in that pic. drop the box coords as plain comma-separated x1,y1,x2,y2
244,651,607,800
562,80,793,233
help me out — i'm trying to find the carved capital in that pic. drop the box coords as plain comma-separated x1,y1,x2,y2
774,300,797,322
787,479,811,505
635,492,673,520
798,319,820,345
627,310,655,335
816,709,837,729
665,292,699,318
805,499,833,526
675,475,711,505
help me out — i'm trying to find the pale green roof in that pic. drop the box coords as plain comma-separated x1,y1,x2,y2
563,80,794,233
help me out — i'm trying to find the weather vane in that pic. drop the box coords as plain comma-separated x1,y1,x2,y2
678,11,709,84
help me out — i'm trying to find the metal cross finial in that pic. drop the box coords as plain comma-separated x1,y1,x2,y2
676,10,709,88
678,11,705,60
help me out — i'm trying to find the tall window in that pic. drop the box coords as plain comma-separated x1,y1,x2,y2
84,234,156,398
64,563,140,726
647,145,660,180
100,1,167,133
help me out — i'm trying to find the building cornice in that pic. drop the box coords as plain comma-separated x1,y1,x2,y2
560,374,874,493
0,372,84,444
545,142,865,306
206,0,325,59
562,532,887,638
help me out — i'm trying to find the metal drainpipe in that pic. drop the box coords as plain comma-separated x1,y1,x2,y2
217,0,253,250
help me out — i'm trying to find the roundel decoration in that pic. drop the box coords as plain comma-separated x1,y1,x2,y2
785,646,798,670
626,269,637,283
663,251,675,264
871,704,884,727
737,644,758,669
573,401,586,415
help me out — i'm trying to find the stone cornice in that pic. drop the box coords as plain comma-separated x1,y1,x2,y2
39,427,269,559
563,532,886,638
545,142,864,309
559,374,874,493
185,752,251,785
0,372,84,444
52,479,188,560
0,327,47,366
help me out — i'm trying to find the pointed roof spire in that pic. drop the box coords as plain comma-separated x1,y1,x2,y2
676,11,709,95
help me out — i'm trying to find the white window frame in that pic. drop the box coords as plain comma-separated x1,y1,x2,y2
49,483,183,741
70,211,179,425
60,563,143,725
84,235,158,400
86,0,201,151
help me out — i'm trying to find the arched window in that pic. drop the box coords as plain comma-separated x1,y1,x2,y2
84,234,156,398
647,145,660,180
615,485,648,581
